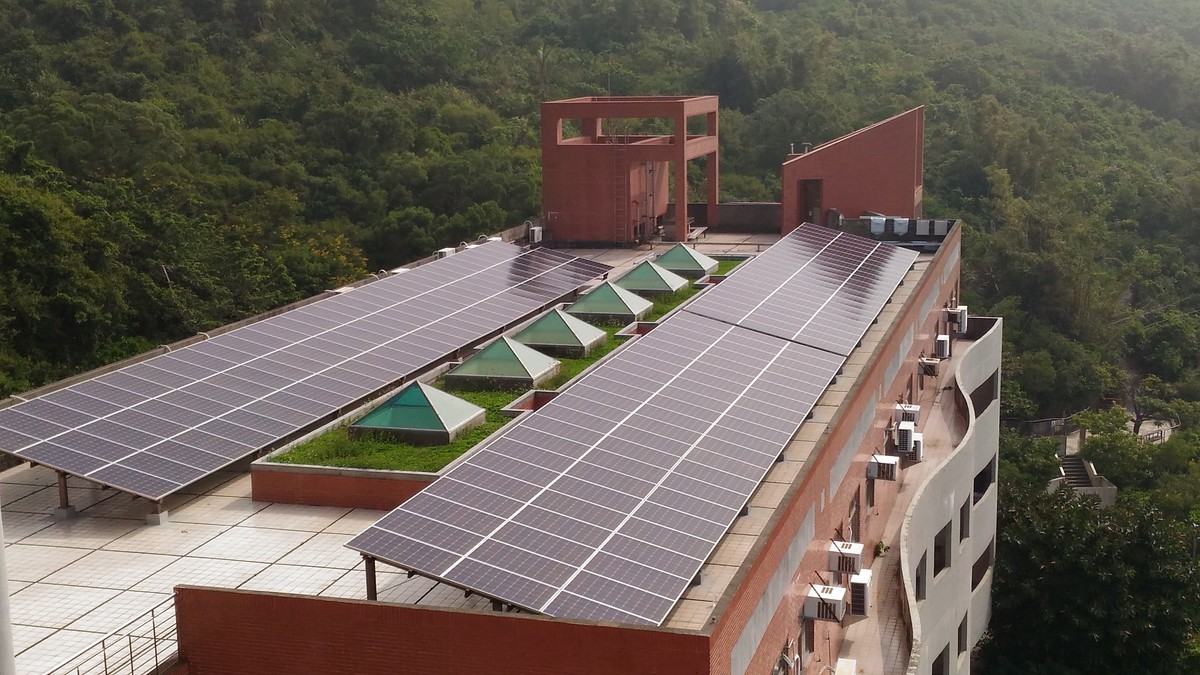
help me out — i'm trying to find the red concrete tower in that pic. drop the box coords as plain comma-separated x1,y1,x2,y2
780,107,924,234
540,96,719,245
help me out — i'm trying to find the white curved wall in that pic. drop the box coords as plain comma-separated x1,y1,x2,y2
900,317,1002,675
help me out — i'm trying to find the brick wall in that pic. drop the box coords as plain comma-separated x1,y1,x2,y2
250,465,431,510
175,587,710,675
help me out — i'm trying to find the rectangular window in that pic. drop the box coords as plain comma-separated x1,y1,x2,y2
960,498,971,541
866,479,876,509
849,488,861,543
932,645,950,675
802,617,815,661
915,552,928,601
973,456,996,504
972,539,995,590
934,522,952,575
958,613,969,656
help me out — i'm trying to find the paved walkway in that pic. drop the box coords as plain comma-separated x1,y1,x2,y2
837,338,970,675
1,463,393,673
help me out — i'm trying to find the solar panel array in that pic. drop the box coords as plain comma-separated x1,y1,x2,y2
0,243,610,501
348,312,844,624
349,225,918,625
683,224,919,355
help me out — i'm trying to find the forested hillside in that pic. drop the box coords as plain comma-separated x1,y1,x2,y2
3,0,1200,669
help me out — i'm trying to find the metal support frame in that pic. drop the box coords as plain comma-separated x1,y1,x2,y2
365,556,378,601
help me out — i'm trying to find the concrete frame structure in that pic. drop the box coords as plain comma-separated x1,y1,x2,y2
541,96,719,245
781,107,925,234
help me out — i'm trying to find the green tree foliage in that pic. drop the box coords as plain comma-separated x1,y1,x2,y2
983,486,1200,675
2,0,1200,667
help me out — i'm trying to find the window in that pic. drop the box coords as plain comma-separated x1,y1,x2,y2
972,539,994,590
866,478,876,509
973,456,996,504
931,644,950,675
801,617,815,663
849,488,861,543
915,552,927,601
969,368,999,416
933,522,952,575
958,613,969,656
959,497,971,542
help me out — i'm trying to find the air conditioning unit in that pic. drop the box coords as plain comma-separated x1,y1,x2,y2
867,454,899,481
919,357,940,376
435,247,456,260
487,236,503,242
894,403,920,425
945,305,969,332
464,243,481,249
935,334,950,359
849,569,872,616
529,226,544,243
908,432,924,462
389,267,410,275
828,541,864,574
803,585,846,622
897,420,915,454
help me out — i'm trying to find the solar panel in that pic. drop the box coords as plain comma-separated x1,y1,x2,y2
0,242,609,500
683,224,918,355
347,312,844,625
348,225,915,625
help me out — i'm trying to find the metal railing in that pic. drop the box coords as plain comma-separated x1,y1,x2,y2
48,598,177,675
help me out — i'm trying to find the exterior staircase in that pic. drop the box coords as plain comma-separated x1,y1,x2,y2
1059,454,1093,490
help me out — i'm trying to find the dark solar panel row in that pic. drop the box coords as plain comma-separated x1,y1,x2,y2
348,311,844,624
0,243,609,500
683,223,919,355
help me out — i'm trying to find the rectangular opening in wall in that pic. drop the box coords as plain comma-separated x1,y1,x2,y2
866,478,876,509
969,368,999,417
934,522,952,575
973,456,996,504
932,644,950,675
958,613,969,656
960,497,971,541
972,539,994,590
916,552,927,601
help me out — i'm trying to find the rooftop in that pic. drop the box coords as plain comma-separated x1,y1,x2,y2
0,232,779,671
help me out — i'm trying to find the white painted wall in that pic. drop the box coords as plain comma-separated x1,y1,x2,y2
900,317,1002,675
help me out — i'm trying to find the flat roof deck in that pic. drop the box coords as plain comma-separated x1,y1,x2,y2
2,232,945,670
0,235,776,670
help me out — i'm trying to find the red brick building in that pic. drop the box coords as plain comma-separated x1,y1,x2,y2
781,108,925,233
540,96,719,245
172,107,998,675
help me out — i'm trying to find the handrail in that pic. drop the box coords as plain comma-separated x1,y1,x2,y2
47,597,177,675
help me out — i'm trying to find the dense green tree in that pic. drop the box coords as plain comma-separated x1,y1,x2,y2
982,487,1200,675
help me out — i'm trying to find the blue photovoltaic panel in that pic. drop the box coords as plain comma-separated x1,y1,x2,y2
348,312,844,624
349,225,916,626
683,223,918,356
0,242,609,500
